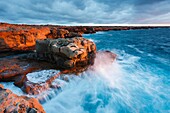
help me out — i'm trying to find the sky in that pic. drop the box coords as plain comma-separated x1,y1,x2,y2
0,0,170,25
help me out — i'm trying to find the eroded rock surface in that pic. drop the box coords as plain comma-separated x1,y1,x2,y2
0,56,58,90
0,27,50,52
23,70,61,95
36,37,96,70
0,37,96,95
0,84,45,113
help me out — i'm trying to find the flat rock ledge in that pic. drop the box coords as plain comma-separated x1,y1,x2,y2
0,84,45,113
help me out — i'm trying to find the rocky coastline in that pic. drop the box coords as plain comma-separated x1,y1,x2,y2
0,23,166,112
0,22,168,52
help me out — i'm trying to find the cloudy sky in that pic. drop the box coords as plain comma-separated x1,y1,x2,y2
0,0,170,25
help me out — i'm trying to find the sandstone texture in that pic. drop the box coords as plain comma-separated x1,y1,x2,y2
0,84,45,113
0,27,50,52
36,37,96,69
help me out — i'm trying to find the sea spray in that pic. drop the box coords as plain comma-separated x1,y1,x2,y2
43,51,170,113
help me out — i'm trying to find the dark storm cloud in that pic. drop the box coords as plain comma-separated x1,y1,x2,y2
135,0,166,5
0,0,169,24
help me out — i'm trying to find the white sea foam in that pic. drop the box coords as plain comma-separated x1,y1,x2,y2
1,49,169,113
153,56,170,65
88,38,100,43
27,69,60,83
43,51,170,113
127,45,144,54
95,32,105,34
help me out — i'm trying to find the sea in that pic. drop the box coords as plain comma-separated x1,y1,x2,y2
1,28,170,113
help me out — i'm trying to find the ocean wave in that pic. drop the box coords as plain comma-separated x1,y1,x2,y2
127,45,144,54
88,38,100,43
95,32,105,34
43,51,170,113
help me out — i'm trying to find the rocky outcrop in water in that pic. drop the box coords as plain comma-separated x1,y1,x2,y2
36,37,96,69
0,84,45,113
0,37,96,95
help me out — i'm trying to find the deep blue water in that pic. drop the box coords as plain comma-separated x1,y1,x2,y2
86,28,170,77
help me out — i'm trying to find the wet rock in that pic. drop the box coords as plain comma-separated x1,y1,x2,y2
0,57,58,87
28,108,38,113
23,70,61,95
0,85,45,113
23,81,49,95
99,51,117,61
96,51,117,63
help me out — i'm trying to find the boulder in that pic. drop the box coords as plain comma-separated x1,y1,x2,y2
98,51,117,62
0,84,45,113
36,37,96,71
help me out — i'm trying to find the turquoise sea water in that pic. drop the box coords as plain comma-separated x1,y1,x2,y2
42,28,170,113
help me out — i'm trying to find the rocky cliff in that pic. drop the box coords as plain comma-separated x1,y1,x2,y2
0,22,160,52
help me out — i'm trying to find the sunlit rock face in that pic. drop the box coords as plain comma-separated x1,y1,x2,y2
0,84,45,113
36,37,96,72
0,27,51,52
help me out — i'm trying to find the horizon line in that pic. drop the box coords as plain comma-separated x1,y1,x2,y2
1,22,170,26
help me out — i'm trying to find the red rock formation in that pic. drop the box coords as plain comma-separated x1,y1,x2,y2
0,37,96,95
0,57,58,86
46,28,81,38
0,27,50,52
0,84,45,113
0,22,160,52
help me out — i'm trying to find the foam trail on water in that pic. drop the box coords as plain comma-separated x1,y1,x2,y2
95,32,106,34
88,38,100,43
127,45,144,54
43,52,170,113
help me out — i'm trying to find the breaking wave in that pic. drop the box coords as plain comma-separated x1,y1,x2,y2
43,50,170,113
